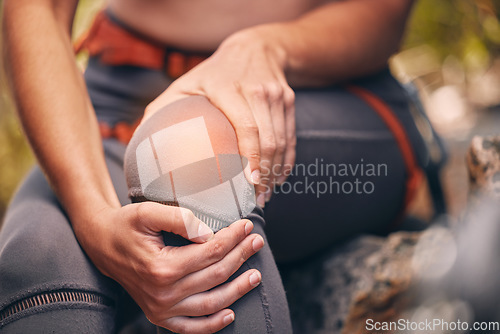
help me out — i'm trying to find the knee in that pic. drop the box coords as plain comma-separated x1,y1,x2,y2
125,96,256,231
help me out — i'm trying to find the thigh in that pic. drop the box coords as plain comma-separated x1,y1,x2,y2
124,97,292,333
0,140,145,333
264,69,428,263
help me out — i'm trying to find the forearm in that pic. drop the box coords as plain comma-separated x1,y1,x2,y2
3,0,121,229
234,0,414,87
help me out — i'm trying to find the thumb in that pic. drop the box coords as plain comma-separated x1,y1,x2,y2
134,202,214,243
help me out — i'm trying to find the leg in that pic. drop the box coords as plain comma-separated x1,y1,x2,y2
124,96,292,333
164,208,289,334
264,69,428,263
0,140,155,333
219,211,291,334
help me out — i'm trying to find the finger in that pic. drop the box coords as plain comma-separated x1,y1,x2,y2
160,309,235,334
277,87,296,185
244,88,275,207
208,91,261,186
171,269,262,317
132,202,213,243
163,219,255,276
267,92,287,200
173,233,264,296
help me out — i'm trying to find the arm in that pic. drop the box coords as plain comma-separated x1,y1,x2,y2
262,0,415,87
3,1,263,332
3,0,114,218
146,0,414,203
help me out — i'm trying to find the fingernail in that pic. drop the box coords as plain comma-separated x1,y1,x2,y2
249,271,261,287
250,170,261,185
245,221,254,235
198,223,214,242
257,193,266,208
223,313,235,325
252,235,264,251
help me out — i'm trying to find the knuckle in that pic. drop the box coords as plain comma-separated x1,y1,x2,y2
247,84,267,99
275,136,287,153
284,87,295,106
261,140,277,155
248,152,261,162
156,291,176,310
208,240,226,260
212,264,230,283
149,268,164,285
239,121,259,136
239,244,251,263
236,278,248,296
148,263,173,285
200,293,219,314
266,82,284,101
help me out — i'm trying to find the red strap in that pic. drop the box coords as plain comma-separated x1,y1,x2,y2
74,11,209,78
74,11,166,70
99,120,141,145
346,85,424,229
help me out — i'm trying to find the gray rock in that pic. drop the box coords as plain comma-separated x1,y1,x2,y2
281,232,422,334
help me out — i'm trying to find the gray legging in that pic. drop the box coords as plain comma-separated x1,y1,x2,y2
0,57,428,333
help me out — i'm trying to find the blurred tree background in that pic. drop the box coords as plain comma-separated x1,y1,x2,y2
405,0,500,72
1,0,500,220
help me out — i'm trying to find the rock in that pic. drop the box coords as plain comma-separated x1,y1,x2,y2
438,135,500,326
281,232,422,334
281,135,500,333
466,135,500,202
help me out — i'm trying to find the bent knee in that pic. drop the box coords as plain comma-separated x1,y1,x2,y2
125,96,256,231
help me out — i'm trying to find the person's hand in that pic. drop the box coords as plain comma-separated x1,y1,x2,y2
74,202,264,333
144,27,296,206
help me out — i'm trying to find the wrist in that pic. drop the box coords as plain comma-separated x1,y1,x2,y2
67,193,120,248
70,203,120,276
220,24,290,72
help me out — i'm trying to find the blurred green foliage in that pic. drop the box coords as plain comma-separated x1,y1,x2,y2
1,0,500,220
404,0,500,72
0,74,33,218
0,3,33,218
